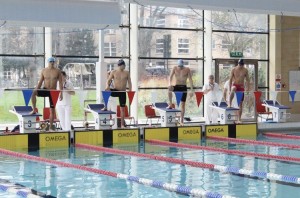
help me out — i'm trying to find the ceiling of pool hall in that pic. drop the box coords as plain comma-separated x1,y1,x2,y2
0,0,299,28
125,0,300,16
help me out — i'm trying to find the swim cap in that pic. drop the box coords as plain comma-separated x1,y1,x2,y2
238,59,244,65
48,57,56,62
178,59,184,67
117,59,125,66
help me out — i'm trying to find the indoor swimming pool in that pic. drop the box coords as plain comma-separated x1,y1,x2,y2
0,132,300,198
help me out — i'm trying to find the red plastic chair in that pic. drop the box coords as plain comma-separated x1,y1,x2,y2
117,105,135,125
256,95,273,122
42,107,61,129
144,105,160,124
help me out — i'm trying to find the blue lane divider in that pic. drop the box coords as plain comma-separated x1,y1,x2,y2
0,182,42,198
214,165,300,184
117,173,234,198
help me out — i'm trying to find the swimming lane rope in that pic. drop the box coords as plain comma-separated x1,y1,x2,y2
76,143,300,185
207,136,300,149
0,148,232,198
263,132,300,140
146,139,300,163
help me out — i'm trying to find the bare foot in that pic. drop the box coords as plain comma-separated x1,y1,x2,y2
166,105,173,109
235,120,242,124
101,107,107,111
29,110,37,115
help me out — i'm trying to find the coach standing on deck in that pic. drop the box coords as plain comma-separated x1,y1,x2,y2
202,75,220,124
56,71,75,131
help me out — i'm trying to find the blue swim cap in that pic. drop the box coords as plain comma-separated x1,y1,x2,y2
178,59,184,67
48,57,56,62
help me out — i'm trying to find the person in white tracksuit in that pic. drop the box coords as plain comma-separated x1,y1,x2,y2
56,71,75,131
202,75,221,124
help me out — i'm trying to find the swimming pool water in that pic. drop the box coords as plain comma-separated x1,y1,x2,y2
0,135,300,198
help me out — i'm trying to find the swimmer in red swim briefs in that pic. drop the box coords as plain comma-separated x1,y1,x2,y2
229,59,250,123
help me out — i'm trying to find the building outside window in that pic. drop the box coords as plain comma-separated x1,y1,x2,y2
156,39,164,53
0,4,268,123
104,42,117,56
178,38,189,54
156,15,165,27
178,15,189,28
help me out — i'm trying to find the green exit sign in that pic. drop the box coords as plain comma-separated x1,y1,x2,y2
230,51,243,57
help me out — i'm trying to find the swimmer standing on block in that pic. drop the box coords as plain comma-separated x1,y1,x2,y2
228,59,250,123
103,59,132,128
167,59,194,126
30,57,63,131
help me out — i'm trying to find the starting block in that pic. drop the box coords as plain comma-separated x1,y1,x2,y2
210,102,239,124
262,100,291,122
84,104,115,129
153,102,181,127
9,106,42,133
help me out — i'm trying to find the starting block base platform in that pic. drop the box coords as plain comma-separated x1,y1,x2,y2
74,128,140,147
0,131,70,151
153,102,181,127
84,104,115,130
0,123,258,150
205,123,257,138
9,106,42,133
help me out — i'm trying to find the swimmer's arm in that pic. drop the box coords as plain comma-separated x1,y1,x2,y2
169,67,175,86
59,72,63,100
105,71,114,90
36,70,44,90
188,68,194,91
59,72,63,91
127,72,132,91
223,87,228,102
229,69,234,91
245,69,250,91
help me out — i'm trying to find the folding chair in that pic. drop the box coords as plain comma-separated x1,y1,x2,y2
144,105,160,124
117,105,135,125
256,100,273,122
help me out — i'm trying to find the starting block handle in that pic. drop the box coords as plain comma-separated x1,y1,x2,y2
99,118,115,126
